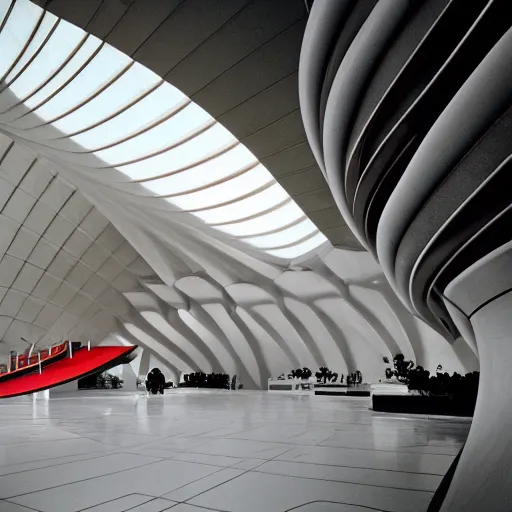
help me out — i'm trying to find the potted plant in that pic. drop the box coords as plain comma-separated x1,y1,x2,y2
316,367,331,384
393,354,414,383
292,368,303,379
301,367,312,380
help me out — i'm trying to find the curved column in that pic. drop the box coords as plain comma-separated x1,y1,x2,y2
228,309,271,388
125,289,217,373
304,303,354,374
166,308,224,373
142,310,213,373
250,303,317,369
299,0,354,173
185,299,250,382
284,297,347,373
439,242,512,512
125,317,196,373
235,306,292,380
300,0,512,507
322,0,411,248
226,283,301,375
276,304,323,369
245,307,301,370
349,283,415,362
201,302,259,388
314,263,401,356
119,327,180,383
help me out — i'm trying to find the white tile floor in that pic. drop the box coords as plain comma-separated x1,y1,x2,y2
0,390,470,512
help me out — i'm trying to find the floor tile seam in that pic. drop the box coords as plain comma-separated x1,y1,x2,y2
283,499,395,512
258,458,445,476
175,451,267,462
58,430,165,439
127,447,270,462
3,457,167,500
397,443,464,451
316,444,461,456
0,436,101,458
122,495,177,512
270,459,447,476
155,465,230,499
197,423,274,438
170,502,228,512
168,453,246,469
179,447,295,505
0,436,85,447
129,433,215,453
0,451,134,478
220,435,457,456
250,468,437,493
0,448,118,470
66,433,164,449
2,498,42,512
76,491,158,511
119,450,236,469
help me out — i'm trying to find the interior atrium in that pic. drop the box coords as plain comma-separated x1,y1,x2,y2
0,0,508,511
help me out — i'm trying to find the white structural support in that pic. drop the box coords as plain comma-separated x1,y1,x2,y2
0,1,479,402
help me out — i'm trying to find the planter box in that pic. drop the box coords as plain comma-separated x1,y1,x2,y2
372,394,475,417
268,379,314,393
314,383,347,388
315,384,370,397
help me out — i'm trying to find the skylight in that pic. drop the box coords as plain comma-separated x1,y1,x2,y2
0,0,328,259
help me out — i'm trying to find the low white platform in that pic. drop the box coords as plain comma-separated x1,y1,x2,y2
371,381,410,396
268,378,314,393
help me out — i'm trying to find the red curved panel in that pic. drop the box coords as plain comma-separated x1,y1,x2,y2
0,346,137,398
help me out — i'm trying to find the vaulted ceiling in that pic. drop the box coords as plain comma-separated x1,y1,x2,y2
31,0,361,249
0,0,478,386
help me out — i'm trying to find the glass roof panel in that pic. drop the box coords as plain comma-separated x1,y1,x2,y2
33,43,131,123
119,123,235,180
141,145,257,196
22,36,103,112
0,0,42,79
7,20,85,101
169,166,272,211
267,232,328,259
53,61,161,135
192,184,289,225
1,0,327,259
0,1,12,24
243,219,318,249
94,102,209,165
70,84,182,149
4,12,58,84
215,202,305,237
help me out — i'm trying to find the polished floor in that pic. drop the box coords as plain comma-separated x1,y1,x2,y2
0,390,470,512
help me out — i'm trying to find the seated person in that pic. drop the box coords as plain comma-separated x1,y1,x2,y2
145,368,166,394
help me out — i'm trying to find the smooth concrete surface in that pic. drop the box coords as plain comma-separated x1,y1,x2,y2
0,390,470,512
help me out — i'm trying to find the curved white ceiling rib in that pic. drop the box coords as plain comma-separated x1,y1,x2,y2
0,0,327,260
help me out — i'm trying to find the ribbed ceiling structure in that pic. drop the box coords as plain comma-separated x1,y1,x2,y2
0,0,326,259
0,134,156,356
300,1,512,511
0,0,477,398
30,0,362,249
